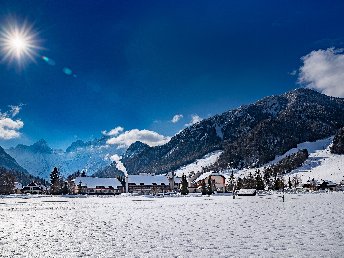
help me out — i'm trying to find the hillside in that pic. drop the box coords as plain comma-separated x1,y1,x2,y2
123,88,344,174
0,146,45,185
0,146,27,173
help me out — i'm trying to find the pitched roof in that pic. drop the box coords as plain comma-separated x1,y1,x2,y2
75,177,122,188
128,174,169,185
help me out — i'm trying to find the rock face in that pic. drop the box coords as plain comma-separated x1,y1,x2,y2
331,127,344,154
123,88,344,174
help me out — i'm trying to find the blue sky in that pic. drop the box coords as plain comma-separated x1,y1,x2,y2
1,0,344,149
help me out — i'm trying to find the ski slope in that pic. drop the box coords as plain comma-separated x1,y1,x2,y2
237,137,344,183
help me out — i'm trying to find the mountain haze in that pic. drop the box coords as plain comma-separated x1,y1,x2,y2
6,137,124,179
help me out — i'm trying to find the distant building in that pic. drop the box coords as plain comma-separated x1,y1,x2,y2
192,172,226,193
14,182,22,194
126,173,171,194
318,180,337,191
302,179,337,191
22,182,44,194
74,177,123,195
302,179,320,190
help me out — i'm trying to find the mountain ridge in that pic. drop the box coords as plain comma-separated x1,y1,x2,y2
122,88,344,174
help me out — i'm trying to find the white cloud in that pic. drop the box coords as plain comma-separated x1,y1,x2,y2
102,126,124,136
106,129,171,148
289,70,297,76
0,105,24,140
171,114,183,123
0,115,24,140
109,154,127,175
9,105,22,117
185,114,202,127
298,48,344,97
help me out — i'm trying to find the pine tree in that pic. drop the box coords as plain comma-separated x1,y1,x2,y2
180,174,189,195
62,181,69,195
77,181,83,194
255,170,265,190
236,177,243,189
201,179,207,195
80,170,86,177
248,172,255,189
288,177,292,189
207,176,213,195
228,171,235,192
50,167,60,195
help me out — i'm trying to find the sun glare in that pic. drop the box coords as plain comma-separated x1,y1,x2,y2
0,21,40,66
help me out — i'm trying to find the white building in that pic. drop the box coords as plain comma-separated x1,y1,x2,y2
22,182,44,194
127,173,171,194
74,177,123,195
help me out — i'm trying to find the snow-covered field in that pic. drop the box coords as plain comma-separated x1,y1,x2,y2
1,193,344,257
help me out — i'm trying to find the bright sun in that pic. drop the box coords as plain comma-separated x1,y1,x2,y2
0,21,39,65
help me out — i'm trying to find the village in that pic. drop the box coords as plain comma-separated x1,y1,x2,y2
9,167,344,197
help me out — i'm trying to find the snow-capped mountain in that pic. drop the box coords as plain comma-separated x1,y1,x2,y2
122,88,344,175
0,146,46,185
6,138,124,179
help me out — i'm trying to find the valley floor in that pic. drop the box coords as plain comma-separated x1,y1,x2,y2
0,193,344,257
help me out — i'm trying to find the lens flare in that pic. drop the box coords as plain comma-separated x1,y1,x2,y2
0,21,40,66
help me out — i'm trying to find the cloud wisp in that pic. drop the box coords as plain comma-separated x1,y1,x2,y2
299,48,344,97
0,105,24,140
102,126,124,136
106,128,171,148
171,114,183,123
185,114,202,127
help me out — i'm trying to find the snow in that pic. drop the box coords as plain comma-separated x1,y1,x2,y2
0,193,343,257
288,138,344,183
237,189,256,195
174,150,223,177
74,177,122,188
128,174,169,185
193,171,213,183
236,137,344,184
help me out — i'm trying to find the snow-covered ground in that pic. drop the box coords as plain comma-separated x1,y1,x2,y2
174,150,223,177
1,193,344,257
237,137,344,184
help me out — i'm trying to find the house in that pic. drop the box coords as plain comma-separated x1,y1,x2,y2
22,182,44,194
14,182,22,194
318,180,337,191
192,172,227,193
74,177,123,195
126,173,171,194
166,171,181,191
302,179,320,190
